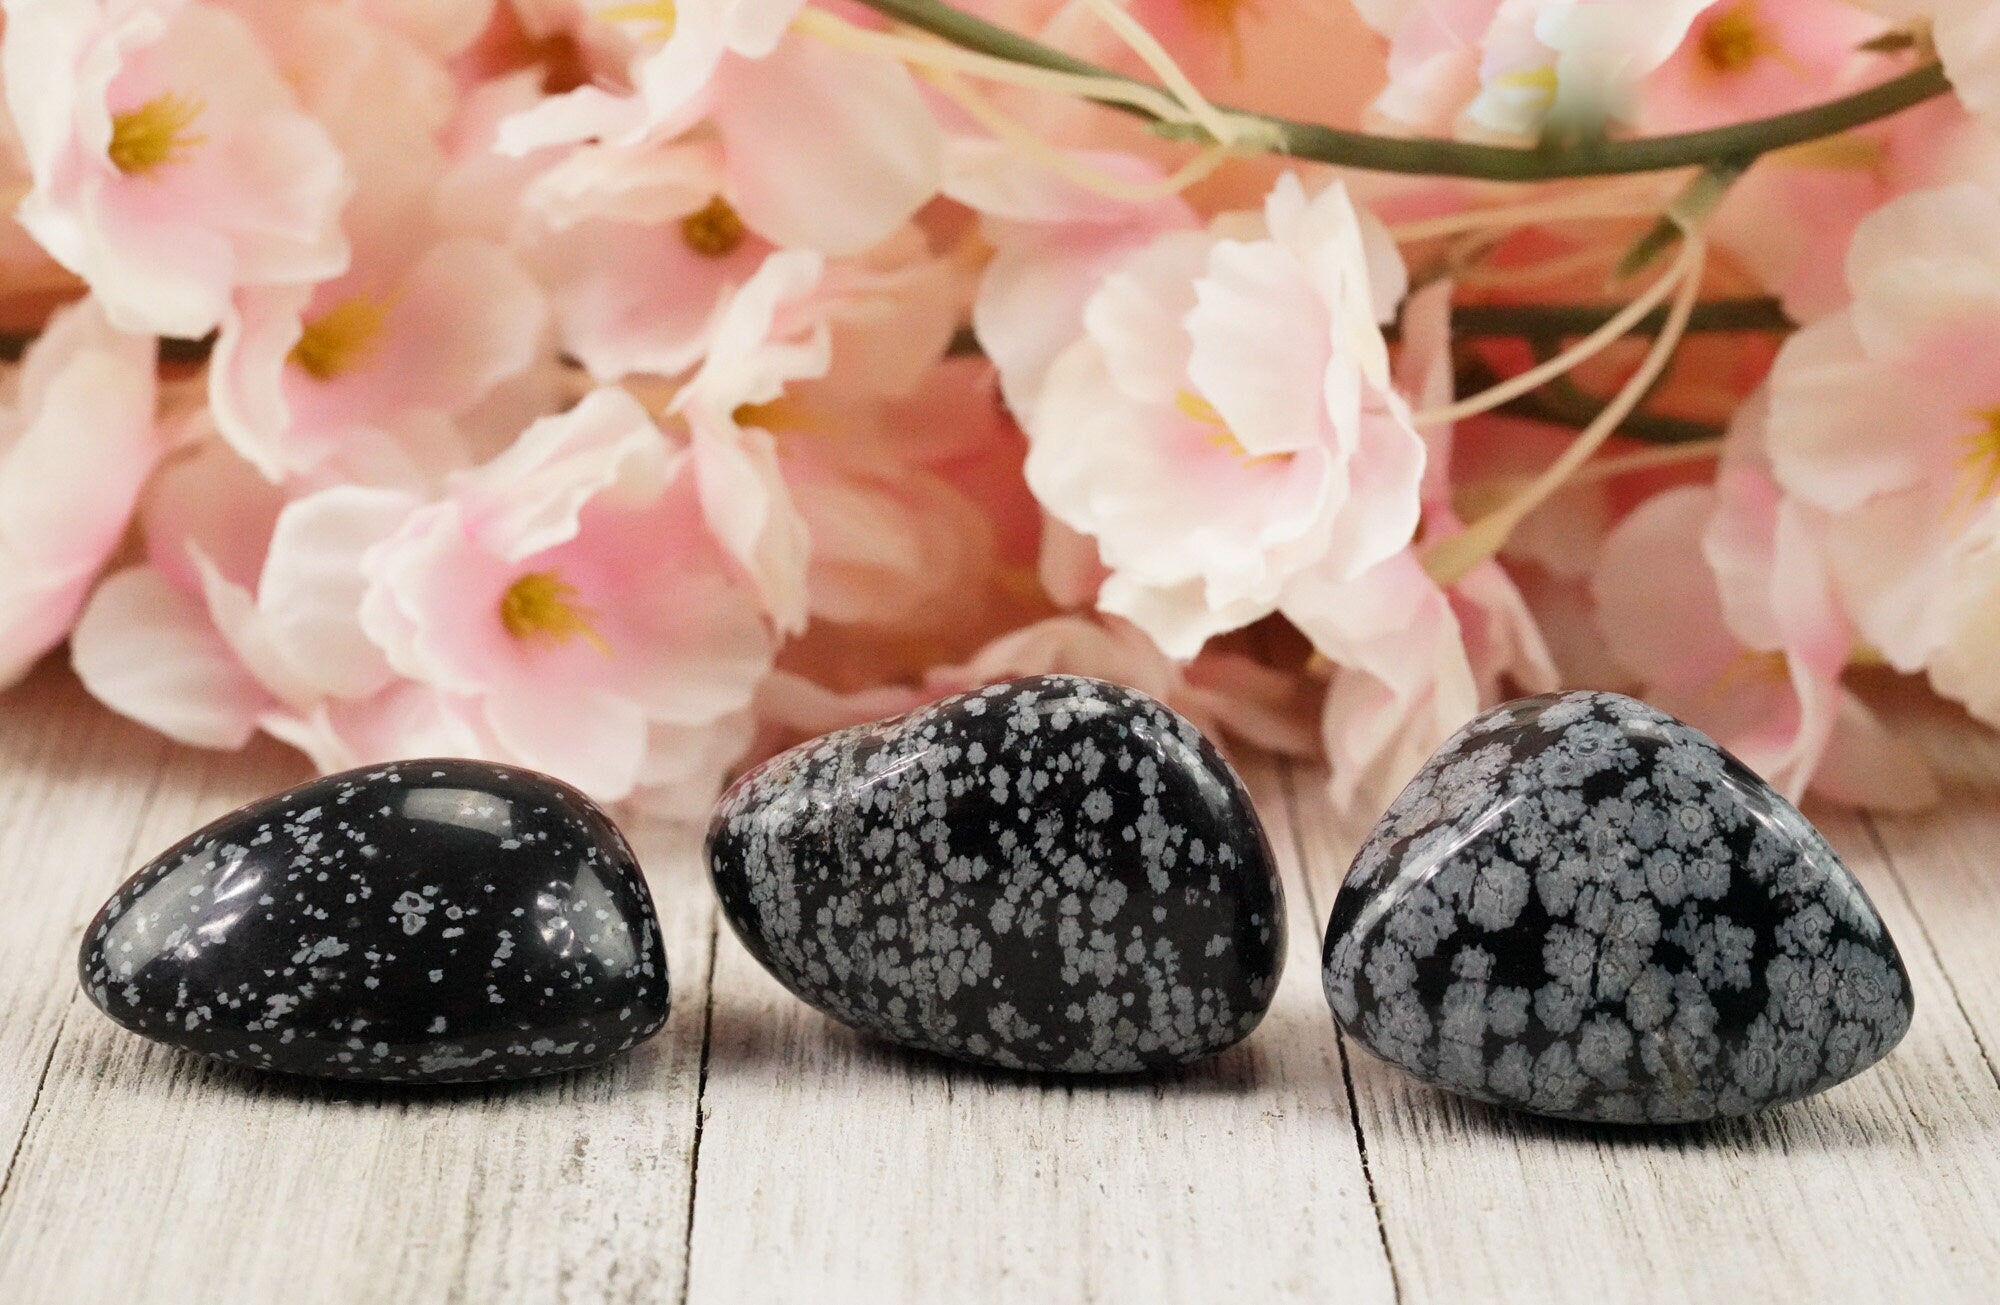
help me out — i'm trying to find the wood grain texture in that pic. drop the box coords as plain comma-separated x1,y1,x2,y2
682,756,1395,1305
0,669,172,1178
1862,697,2000,1100
0,667,714,1304
1284,764,2000,1304
0,668,1996,1303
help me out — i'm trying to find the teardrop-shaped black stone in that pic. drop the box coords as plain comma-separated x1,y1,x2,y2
1322,691,1914,1123
79,759,670,1084
707,675,1284,1072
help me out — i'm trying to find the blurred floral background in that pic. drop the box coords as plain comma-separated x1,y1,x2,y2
0,0,1995,821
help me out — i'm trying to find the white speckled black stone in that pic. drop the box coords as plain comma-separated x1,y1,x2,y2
79,759,670,1084
707,675,1284,1073
1323,691,1914,1124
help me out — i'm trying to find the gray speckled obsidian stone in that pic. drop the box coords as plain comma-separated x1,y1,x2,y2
707,675,1284,1072
1323,691,1914,1124
79,759,670,1084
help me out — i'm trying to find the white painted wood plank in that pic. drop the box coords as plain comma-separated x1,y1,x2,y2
683,756,1396,1305
0,666,173,1177
1284,761,2000,1305
0,670,714,1304
1863,696,2000,1098
9,662,2000,1303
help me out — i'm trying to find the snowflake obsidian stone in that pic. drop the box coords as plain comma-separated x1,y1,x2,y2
1322,691,1914,1124
80,759,671,1084
707,675,1284,1072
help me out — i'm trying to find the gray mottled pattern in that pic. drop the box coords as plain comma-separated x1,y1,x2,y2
1323,691,1914,1124
80,759,670,1084
708,675,1284,1073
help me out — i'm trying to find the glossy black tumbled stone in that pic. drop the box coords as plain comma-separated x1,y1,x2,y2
1323,690,1914,1124
80,759,670,1084
707,675,1284,1073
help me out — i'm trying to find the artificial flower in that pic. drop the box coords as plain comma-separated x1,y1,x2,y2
358,385,776,801
1022,172,1423,659
4,0,349,336
498,0,945,255
0,297,159,686
1595,397,1937,809
1764,181,2000,676
1357,0,1719,139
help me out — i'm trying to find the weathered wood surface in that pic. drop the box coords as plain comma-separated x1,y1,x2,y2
0,664,1994,1303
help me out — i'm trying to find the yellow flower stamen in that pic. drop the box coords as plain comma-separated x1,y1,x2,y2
107,92,206,175
1181,0,1249,32
681,195,747,259
1179,0,1251,72
732,398,789,430
499,572,611,654
1174,389,1281,465
731,393,842,439
596,0,677,40
1707,648,1790,704
290,297,393,382
1698,3,1773,76
1957,404,2000,505
1495,65,1559,114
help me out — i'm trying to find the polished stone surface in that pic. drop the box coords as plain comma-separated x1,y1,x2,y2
708,675,1284,1072
1323,691,1914,1124
80,759,670,1084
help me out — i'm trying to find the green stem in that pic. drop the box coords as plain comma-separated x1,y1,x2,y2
853,0,1952,180
1503,392,1724,445
1616,159,1750,277
0,331,213,364
1457,359,1723,445
1451,296,1793,339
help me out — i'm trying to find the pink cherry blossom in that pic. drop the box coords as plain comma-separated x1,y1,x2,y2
950,140,1198,424
1764,181,2000,676
1592,415,1937,809
660,238,965,631
497,1,944,256
209,228,548,484
240,0,457,211
737,355,1056,704
1641,0,1886,133
12,0,1991,826
525,134,772,381
1775,175,2000,726
357,385,775,801
4,0,350,337
432,67,548,247
668,247,827,634
1024,172,1423,659
1709,96,1996,321
75,430,541,774
1352,0,1498,134
78,389,774,810
1284,281,1555,816
348,0,498,58
1931,0,2000,123
1858,0,2000,122
73,420,416,751
1286,552,1478,816
1921,507,2000,728
1356,0,1718,139
0,297,160,686
73,564,281,749
1517,0,1722,133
